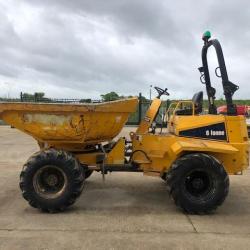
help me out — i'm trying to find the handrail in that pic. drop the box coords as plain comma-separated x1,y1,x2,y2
165,100,195,123
200,32,238,115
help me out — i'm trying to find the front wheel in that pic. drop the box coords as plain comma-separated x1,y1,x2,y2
84,169,93,180
167,153,229,214
20,149,84,213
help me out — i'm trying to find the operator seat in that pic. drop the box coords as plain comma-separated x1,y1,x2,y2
192,91,203,114
175,91,203,115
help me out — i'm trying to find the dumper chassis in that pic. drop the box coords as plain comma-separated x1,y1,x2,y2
1,32,249,214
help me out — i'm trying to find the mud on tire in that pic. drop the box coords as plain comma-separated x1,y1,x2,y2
20,149,84,213
166,153,229,214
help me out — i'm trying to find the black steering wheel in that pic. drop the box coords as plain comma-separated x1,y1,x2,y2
154,87,169,98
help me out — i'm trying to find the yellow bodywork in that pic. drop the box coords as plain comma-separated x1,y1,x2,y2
131,99,249,176
136,98,161,134
76,97,248,176
132,129,248,175
0,98,138,151
0,97,248,177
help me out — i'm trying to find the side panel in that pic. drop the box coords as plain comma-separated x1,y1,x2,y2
169,114,226,135
179,122,227,141
132,133,249,175
225,115,248,143
223,115,249,173
132,134,177,173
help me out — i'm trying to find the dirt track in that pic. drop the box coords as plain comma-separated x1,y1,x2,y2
0,126,250,250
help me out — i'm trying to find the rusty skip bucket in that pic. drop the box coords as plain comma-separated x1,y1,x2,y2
0,98,138,148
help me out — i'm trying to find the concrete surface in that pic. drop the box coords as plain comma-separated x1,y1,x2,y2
0,126,250,250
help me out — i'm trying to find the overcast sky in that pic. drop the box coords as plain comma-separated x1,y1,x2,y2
0,0,249,99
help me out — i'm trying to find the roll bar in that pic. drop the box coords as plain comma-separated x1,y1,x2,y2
198,31,239,115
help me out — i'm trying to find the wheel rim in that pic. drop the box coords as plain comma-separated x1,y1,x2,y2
33,165,67,199
184,169,215,198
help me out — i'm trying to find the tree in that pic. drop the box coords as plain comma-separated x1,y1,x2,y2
139,95,148,102
22,93,34,100
34,92,45,100
21,92,47,102
80,98,92,103
101,92,120,101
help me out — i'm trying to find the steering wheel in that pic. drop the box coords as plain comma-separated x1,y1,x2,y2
154,87,170,98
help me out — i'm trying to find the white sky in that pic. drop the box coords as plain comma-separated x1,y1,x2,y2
0,0,249,100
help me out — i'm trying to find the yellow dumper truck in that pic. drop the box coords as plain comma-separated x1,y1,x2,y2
0,32,248,214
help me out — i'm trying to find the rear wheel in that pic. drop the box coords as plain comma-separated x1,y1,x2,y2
167,153,229,214
20,149,84,213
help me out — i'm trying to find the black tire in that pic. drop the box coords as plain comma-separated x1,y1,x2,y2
161,173,167,181
167,153,229,214
20,149,84,213
80,164,93,180
84,169,93,179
